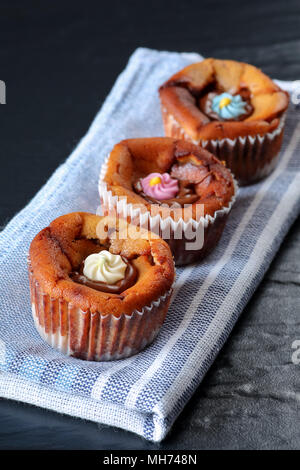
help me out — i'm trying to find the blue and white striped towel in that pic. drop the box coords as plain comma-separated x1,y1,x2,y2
0,48,299,442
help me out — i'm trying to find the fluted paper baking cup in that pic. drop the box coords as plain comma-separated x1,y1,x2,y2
161,108,286,185
98,168,237,266
28,266,173,361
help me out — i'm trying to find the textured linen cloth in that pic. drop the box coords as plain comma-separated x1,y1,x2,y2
0,48,300,442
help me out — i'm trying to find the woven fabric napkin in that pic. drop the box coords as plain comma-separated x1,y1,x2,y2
0,48,299,442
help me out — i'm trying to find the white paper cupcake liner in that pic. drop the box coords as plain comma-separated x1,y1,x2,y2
98,164,238,265
161,108,286,185
29,266,173,361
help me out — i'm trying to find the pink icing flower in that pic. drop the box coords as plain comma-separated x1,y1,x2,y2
140,172,179,200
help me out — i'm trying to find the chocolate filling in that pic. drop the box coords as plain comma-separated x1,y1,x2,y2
70,256,137,294
132,152,221,207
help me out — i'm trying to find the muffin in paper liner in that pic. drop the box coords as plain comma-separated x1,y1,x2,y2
28,212,175,361
98,138,237,266
161,108,286,186
29,267,172,361
159,58,289,185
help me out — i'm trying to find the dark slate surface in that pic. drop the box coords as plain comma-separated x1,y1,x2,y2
0,0,299,450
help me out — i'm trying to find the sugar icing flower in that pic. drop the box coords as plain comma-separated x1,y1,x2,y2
212,92,247,119
83,251,127,284
141,172,179,200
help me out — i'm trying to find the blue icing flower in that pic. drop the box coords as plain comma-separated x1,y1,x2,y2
212,92,247,119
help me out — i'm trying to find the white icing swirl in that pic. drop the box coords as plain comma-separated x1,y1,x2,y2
83,250,127,284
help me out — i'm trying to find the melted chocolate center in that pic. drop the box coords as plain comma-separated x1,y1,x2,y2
70,256,137,294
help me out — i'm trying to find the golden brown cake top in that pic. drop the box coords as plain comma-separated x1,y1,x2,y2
102,137,235,219
159,58,289,140
29,212,175,316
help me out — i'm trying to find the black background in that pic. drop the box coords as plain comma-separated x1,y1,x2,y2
0,0,300,450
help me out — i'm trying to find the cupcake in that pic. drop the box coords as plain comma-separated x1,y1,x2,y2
99,137,236,265
159,58,289,185
28,212,175,361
